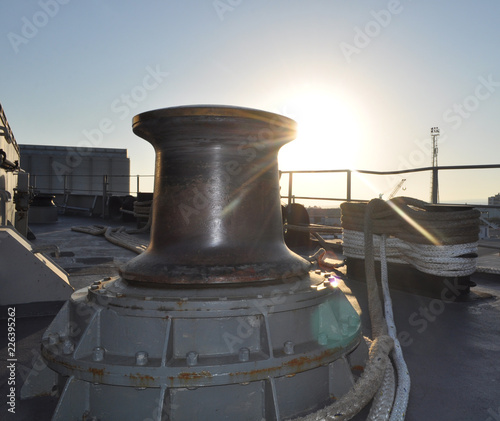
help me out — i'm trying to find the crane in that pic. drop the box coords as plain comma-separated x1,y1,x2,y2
380,178,406,200
388,178,406,199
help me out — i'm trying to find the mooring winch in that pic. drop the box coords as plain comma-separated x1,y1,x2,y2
22,106,368,420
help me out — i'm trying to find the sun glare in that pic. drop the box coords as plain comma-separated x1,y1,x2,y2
279,91,363,170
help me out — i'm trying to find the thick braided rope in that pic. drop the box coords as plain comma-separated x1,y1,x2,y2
290,336,394,421
476,265,500,275
291,200,395,421
368,358,396,421
341,197,480,277
380,235,410,421
343,230,478,277
341,197,480,245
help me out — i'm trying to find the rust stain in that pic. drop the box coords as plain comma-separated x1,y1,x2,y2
229,366,278,382
228,347,342,382
284,347,340,369
88,367,105,382
43,352,81,372
127,373,156,387
351,365,365,373
177,370,213,380
43,350,111,383
285,355,310,368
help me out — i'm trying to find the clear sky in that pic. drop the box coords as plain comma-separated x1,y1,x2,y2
2,0,500,205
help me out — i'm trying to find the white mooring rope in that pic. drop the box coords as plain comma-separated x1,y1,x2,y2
379,235,410,421
293,199,414,421
343,229,478,277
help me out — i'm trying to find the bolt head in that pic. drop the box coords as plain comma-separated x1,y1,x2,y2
135,351,149,366
62,338,74,355
47,332,60,345
284,340,295,355
92,347,105,362
238,347,250,362
186,351,198,366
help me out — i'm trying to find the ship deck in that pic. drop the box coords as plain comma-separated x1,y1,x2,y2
1,214,499,420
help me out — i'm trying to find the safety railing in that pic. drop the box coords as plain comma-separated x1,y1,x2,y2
26,163,500,219
30,173,155,197
280,164,500,208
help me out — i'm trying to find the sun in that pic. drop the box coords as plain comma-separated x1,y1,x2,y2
278,91,363,170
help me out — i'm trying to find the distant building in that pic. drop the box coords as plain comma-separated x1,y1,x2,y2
488,193,500,206
306,207,341,226
20,144,130,196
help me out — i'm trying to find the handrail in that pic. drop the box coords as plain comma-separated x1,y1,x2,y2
280,163,500,176
16,163,500,209
280,164,500,208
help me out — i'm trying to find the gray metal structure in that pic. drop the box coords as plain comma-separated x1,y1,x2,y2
22,106,368,420
0,227,73,310
0,102,30,236
0,102,73,314
19,144,130,196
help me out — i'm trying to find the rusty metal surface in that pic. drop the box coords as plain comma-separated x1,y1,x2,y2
120,105,310,285
39,274,362,389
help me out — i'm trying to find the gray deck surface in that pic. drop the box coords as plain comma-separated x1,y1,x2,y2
1,215,499,420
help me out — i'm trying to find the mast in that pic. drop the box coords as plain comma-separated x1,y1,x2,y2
430,126,440,203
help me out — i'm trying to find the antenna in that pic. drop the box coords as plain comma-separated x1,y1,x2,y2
430,127,439,203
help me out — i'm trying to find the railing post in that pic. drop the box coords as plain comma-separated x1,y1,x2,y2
287,172,293,207
431,167,439,204
102,174,108,218
346,170,352,202
137,175,140,195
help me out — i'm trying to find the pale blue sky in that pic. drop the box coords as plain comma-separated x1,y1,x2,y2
2,0,500,204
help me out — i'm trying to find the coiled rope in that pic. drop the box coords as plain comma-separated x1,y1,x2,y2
341,197,480,278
